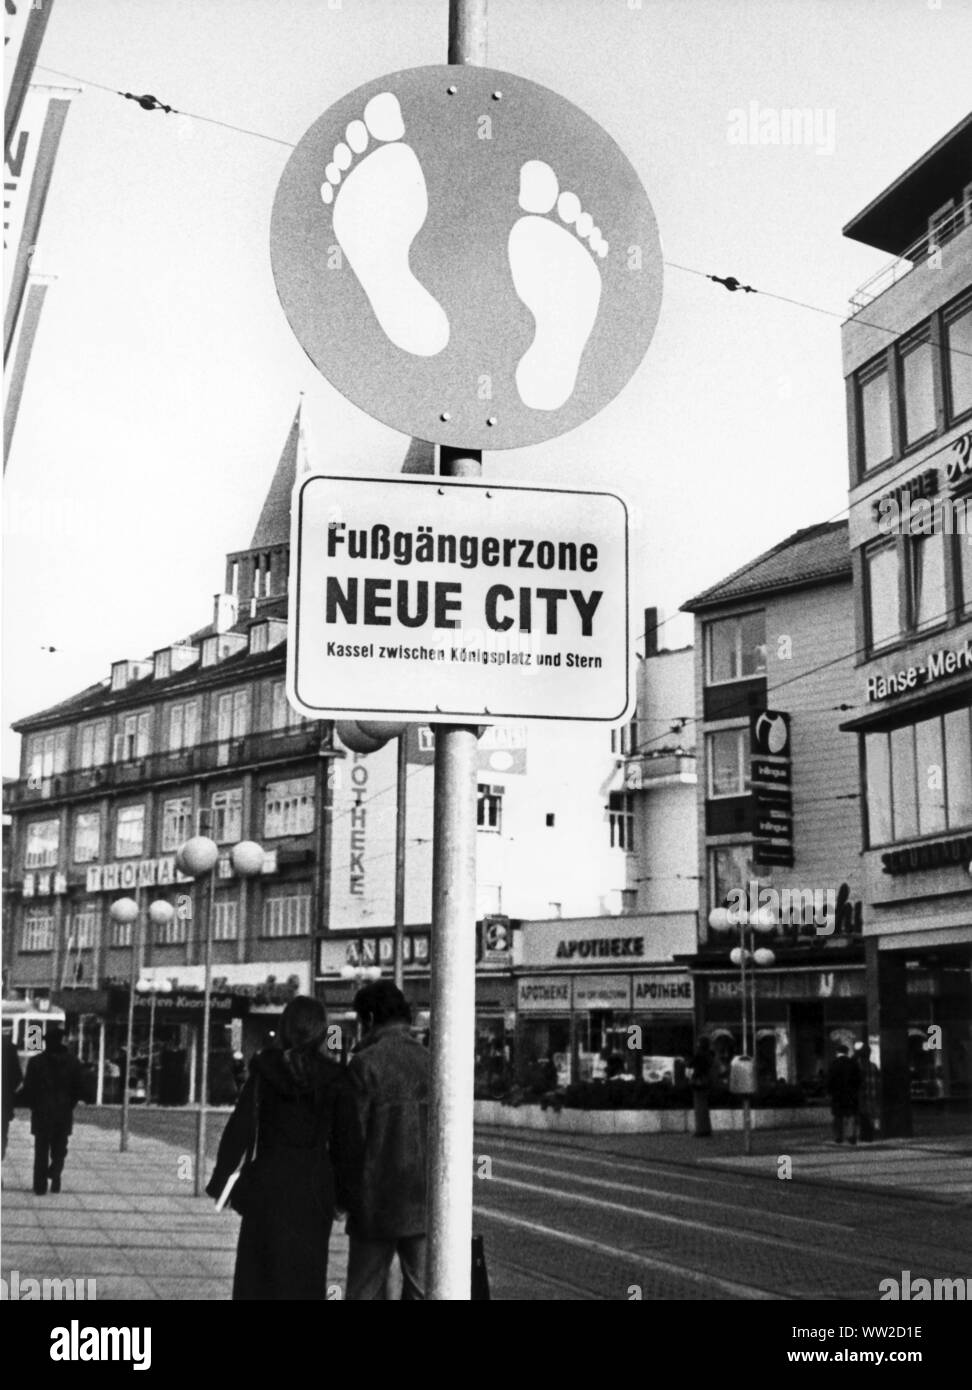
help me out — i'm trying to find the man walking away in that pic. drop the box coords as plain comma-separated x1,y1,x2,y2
854,1041,880,1143
346,981,429,1300
825,1043,861,1145
2,1029,23,1160
690,1036,714,1138
17,1027,86,1194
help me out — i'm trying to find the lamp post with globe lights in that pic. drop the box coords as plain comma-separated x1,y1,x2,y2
708,901,777,1155
109,893,180,1152
176,835,266,1197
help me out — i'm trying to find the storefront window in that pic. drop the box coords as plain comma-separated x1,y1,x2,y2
865,732,893,847
517,1017,571,1090
915,717,947,836
945,707,972,828
890,725,918,841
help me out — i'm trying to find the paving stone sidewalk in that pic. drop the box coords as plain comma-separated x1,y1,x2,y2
1,1118,349,1301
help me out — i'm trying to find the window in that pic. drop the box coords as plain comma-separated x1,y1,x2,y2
611,720,638,756
264,777,315,838
211,789,243,844
858,361,893,471
115,805,145,858
706,728,750,797
250,624,268,655
959,516,972,615
944,708,972,829
213,899,238,942
709,844,756,910
477,783,503,833
113,711,151,762
864,732,893,846
865,544,901,649
607,791,633,850
945,295,972,420
704,612,766,684
69,904,99,951
154,649,171,680
78,721,108,768
27,730,68,782
25,819,59,868
110,916,133,948
908,532,947,631
899,333,937,447
161,796,192,852
217,689,250,742
73,812,101,864
152,905,186,946
270,681,292,731
263,893,311,938
168,700,199,751
865,711,972,847
22,909,54,952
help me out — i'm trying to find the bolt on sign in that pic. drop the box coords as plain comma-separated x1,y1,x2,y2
288,474,630,723
270,66,662,451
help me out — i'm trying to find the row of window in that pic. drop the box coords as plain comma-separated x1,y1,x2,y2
864,707,972,848
20,891,312,952
23,777,316,868
864,525,972,652
855,290,972,476
25,681,302,782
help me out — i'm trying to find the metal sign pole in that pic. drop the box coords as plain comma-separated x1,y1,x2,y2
425,0,488,1302
393,732,408,991
194,868,217,1197
120,886,141,1153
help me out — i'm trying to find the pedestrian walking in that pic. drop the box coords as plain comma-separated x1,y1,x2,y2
2,1030,23,1160
690,1035,714,1138
346,981,430,1301
206,995,360,1301
826,1043,861,1144
16,1027,86,1194
854,1041,880,1143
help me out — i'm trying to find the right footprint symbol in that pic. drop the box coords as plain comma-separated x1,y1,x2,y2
508,160,606,412
323,92,449,358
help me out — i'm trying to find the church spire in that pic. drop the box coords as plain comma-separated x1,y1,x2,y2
249,400,306,549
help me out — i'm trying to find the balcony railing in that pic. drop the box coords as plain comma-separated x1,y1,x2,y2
623,750,697,791
848,202,971,316
4,726,332,808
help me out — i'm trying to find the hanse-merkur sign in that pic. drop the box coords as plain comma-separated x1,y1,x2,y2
288,475,630,723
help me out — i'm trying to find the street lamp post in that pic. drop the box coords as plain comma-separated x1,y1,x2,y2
177,836,265,1198
111,894,177,1150
709,903,777,1155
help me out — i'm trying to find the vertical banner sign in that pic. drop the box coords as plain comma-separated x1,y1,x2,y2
4,0,55,139
750,709,794,867
3,84,72,364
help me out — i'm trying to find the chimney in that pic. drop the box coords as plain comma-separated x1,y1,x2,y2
644,607,661,658
213,593,238,634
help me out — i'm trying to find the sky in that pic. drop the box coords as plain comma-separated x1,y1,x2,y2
4,0,972,772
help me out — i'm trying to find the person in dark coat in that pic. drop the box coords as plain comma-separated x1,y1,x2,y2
206,996,360,1301
826,1044,861,1144
17,1027,86,1194
346,981,430,1301
3,1031,23,1160
690,1036,714,1138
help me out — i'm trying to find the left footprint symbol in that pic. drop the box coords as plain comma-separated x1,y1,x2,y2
322,93,449,358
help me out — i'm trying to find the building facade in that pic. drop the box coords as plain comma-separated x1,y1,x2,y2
840,114,972,1130
683,521,868,1093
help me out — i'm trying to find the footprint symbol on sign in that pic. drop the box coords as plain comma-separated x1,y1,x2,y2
508,161,606,411
322,93,449,358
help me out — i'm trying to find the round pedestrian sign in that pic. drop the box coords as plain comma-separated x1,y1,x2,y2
271,65,663,451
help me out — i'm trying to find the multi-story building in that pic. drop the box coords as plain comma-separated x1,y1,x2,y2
839,114,972,1131
5,411,693,1098
682,521,867,1092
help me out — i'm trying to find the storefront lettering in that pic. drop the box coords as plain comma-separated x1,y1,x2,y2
349,755,368,897
867,640,972,701
85,857,185,892
555,936,645,959
881,833,972,876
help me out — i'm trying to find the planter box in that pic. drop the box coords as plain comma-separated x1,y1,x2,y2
474,1100,830,1134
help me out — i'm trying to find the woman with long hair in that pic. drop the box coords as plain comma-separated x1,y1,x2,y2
206,996,359,1300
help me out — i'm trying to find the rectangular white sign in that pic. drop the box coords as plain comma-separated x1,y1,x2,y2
288,475,630,723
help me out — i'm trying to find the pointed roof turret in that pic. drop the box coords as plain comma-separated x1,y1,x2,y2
250,403,305,548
